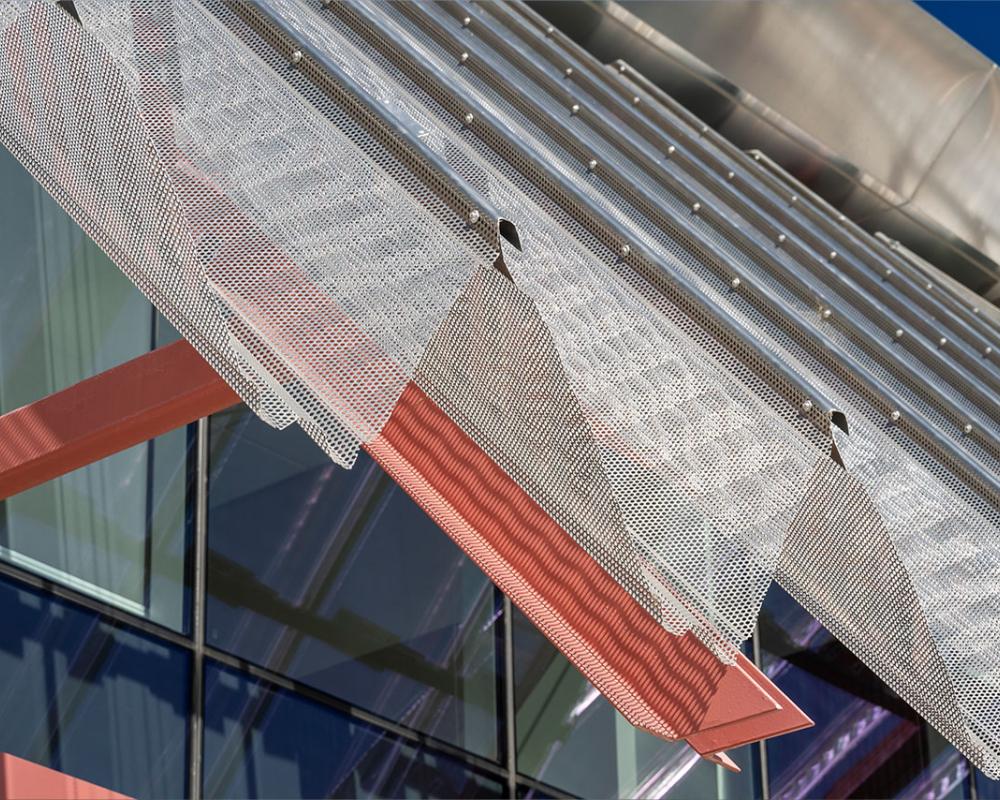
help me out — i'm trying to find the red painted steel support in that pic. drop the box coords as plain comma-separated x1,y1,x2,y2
0,341,811,760
0,753,131,800
0,340,240,500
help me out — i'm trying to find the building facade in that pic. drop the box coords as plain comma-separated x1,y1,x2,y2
1,142,999,800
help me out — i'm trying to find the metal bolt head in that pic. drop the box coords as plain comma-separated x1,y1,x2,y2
564,66,573,77
463,112,474,125
726,171,735,181
701,125,709,135
801,400,813,413
467,208,480,225
753,152,761,161
938,337,947,348
632,96,641,106
829,251,838,261
620,243,631,258
290,50,303,64
570,103,580,115
893,328,904,339
838,214,847,223
666,145,676,157
546,25,555,36
973,306,981,314
462,16,471,27
587,159,597,171
731,276,742,289
692,202,701,213
963,423,973,435
776,233,787,245
822,308,832,320
985,346,994,356
890,410,901,422
926,283,933,291
618,62,626,73
460,51,469,63
790,195,798,203
884,268,893,278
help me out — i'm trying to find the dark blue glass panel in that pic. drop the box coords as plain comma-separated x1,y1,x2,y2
0,575,189,799
202,661,505,799
206,407,500,758
976,770,1000,799
512,607,760,799
760,584,970,800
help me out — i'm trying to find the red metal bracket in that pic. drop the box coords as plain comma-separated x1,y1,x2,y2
0,342,810,760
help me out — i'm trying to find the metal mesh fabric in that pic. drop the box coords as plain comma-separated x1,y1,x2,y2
2,0,1000,773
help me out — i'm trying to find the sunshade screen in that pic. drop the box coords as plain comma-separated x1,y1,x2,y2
0,0,998,774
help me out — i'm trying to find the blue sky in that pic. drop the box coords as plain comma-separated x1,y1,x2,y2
916,1,1000,65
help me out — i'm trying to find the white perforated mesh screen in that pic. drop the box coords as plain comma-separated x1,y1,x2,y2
2,0,1000,775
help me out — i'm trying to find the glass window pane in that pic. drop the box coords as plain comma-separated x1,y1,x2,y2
759,584,971,799
0,145,191,632
206,407,500,758
512,607,760,799
976,770,1000,798
0,575,189,798
203,660,505,799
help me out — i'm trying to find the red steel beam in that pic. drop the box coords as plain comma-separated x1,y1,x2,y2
0,340,240,500
0,341,810,759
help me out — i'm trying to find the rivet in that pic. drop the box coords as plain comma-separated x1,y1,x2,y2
463,112,474,125
838,214,846,223
753,152,762,161
468,208,480,225
570,103,580,115
894,328,904,339
963,423,973,435
290,50,303,64
776,233,787,245
726,171,735,181
633,96,641,106
564,66,573,77
790,195,798,203
829,251,838,261
692,202,701,213
925,283,933,291
620,243,631,258
884,268,893,278
546,25,555,36
731,276,742,289
459,51,469,63
973,306,981,314
985,346,994,356
938,337,947,348
462,16,471,27
890,410,901,422
801,400,813,413
618,62,626,73
701,125,708,135
666,145,676,157
822,308,832,319
587,159,597,171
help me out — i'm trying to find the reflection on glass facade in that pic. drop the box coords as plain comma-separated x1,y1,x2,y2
759,584,971,800
3,135,1000,800
512,607,760,800
0,575,189,799
207,407,500,758
203,662,505,799
0,144,191,631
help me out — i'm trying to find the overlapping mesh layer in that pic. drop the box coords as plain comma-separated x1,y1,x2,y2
2,0,1000,773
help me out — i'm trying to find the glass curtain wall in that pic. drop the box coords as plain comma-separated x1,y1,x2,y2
2,139,1000,800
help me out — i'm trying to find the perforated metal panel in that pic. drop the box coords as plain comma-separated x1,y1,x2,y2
1,0,999,775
